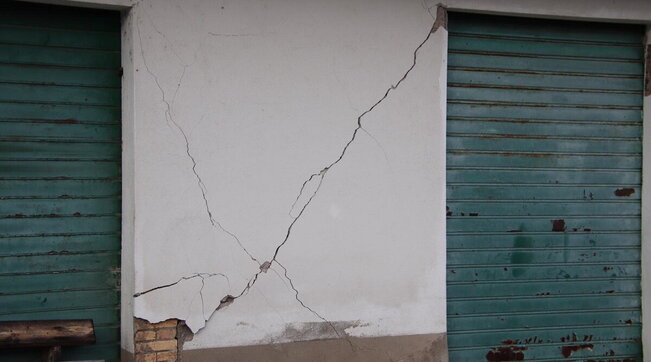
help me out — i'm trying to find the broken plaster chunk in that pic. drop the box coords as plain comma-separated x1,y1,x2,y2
217,295,235,311
260,261,271,273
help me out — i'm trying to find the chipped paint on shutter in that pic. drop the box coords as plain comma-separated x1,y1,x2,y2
0,2,121,361
446,13,644,361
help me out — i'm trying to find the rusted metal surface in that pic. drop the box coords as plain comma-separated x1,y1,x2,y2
446,12,643,361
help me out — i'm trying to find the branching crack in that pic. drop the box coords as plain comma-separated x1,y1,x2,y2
136,18,260,266
216,18,438,313
135,12,438,333
133,272,229,298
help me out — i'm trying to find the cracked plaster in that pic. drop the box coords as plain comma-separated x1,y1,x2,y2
128,0,447,350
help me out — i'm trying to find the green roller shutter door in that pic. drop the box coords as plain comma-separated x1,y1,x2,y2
446,13,644,361
0,1,121,361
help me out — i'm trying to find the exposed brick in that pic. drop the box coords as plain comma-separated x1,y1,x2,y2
156,350,178,361
134,318,153,331
156,328,176,340
152,319,178,329
135,353,157,362
135,339,177,353
135,330,157,342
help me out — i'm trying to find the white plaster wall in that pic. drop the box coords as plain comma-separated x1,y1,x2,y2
128,0,447,349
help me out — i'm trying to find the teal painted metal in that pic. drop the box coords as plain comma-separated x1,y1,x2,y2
0,2,121,361
446,13,644,361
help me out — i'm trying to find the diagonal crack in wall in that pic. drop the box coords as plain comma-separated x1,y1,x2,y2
132,1,441,338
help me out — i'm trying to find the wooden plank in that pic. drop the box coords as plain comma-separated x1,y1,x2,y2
448,153,641,170
447,201,640,217
0,319,95,348
0,290,119,315
0,121,121,142
0,272,119,295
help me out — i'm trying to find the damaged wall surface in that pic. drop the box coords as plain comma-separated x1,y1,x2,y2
125,0,447,353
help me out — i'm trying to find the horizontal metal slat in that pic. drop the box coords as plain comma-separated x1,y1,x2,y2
448,102,641,122
448,152,641,170
448,85,642,107
0,121,120,142
0,24,119,51
0,215,120,238
448,279,640,299
448,294,640,317
0,250,119,274
0,234,119,256
447,185,639,201
448,13,643,44
448,69,643,92
0,141,120,161
0,2,120,33
448,52,643,76
4,306,119,325
447,232,640,249
0,160,120,179
0,141,120,162
449,35,643,61
0,289,119,315
447,201,639,217
447,168,640,185
0,270,119,295
448,249,639,266
0,82,120,106
0,44,119,68
0,63,120,88
0,179,120,198
447,216,640,233
0,102,120,122
447,264,639,283
448,118,642,137
0,197,119,217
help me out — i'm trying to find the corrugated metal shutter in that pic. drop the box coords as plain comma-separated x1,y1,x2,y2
0,2,121,361
446,13,644,361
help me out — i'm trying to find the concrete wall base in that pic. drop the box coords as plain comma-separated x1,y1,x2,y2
182,332,448,362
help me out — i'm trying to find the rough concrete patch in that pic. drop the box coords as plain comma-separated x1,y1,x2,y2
280,320,366,341
432,6,448,32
